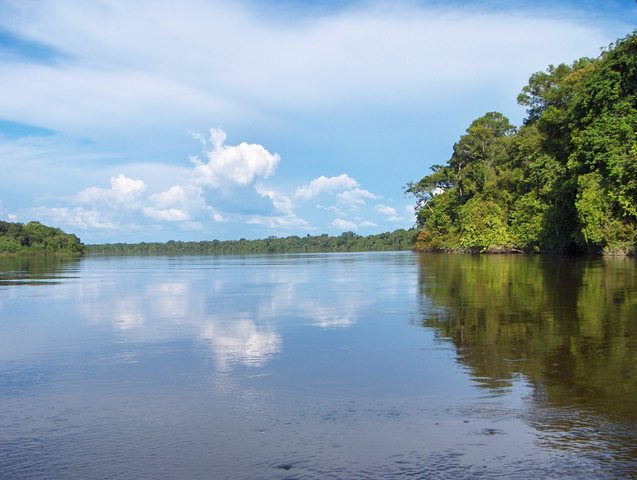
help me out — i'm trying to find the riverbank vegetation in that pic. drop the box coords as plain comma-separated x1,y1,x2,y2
0,221,86,255
88,229,416,255
408,31,637,255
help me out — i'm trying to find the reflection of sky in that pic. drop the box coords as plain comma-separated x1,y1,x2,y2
0,253,418,371
200,317,281,370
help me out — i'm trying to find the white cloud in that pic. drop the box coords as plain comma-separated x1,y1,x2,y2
294,174,359,200
149,185,196,208
358,220,378,228
143,184,208,222
10,125,411,239
75,174,145,207
375,203,403,222
142,207,190,222
336,188,379,209
317,204,347,217
0,0,616,143
255,184,294,215
0,1,626,242
331,218,358,231
200,317,282,370
26,206,116,229
19,130,292,233
247,214,312,230
192,128,280,188
375,204,397,217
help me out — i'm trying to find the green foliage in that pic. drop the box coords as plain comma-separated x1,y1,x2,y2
575,172,608,247
409,31,637,255
457,197,512,251
0,236,23,253
509,193,545,250
88,229,417,255
0,221,86,255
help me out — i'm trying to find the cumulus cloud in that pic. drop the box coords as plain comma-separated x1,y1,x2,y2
75,174,145,207
143,184,208,222
255,185,294,215
337,188,379,209
192,128,280,188
375,203,403,222
375,204,397,217
13,127,410,239
19,129,300,234
0,1,625,242
294,174,359,200
293,175,380,215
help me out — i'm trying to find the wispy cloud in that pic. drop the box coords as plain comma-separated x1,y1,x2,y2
1,0,627,240
0,1,616,141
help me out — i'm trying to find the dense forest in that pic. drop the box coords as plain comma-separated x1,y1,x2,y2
0,221,86,255
88,229,416,255
408,31,637,254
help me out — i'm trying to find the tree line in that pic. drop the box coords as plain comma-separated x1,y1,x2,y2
408,31,637,254
87,229,416,255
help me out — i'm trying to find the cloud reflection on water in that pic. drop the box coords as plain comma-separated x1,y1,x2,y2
65,255,384,370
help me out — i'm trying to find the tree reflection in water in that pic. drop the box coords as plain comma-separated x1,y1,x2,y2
0,256,83,286
417,254,637,471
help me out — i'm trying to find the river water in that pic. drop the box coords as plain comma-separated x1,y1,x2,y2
0,252,636,478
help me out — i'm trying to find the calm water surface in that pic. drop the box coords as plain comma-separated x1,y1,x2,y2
0,252,636,479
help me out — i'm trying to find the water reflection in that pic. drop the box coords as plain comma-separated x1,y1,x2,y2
417,254,637,471
3,252,637,478
200,317,281,370
18,255,378,371
0,256,82,286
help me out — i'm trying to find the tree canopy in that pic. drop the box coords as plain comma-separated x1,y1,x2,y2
408,31,637,254
0,221,86,255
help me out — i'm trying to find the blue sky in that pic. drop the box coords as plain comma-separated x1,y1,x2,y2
0,0,635,243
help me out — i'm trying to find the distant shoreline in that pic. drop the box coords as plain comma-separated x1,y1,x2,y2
86,229,417,256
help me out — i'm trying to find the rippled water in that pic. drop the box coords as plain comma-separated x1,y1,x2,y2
0,253,636,479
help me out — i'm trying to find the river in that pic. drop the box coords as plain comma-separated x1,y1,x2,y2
1,252,635,478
